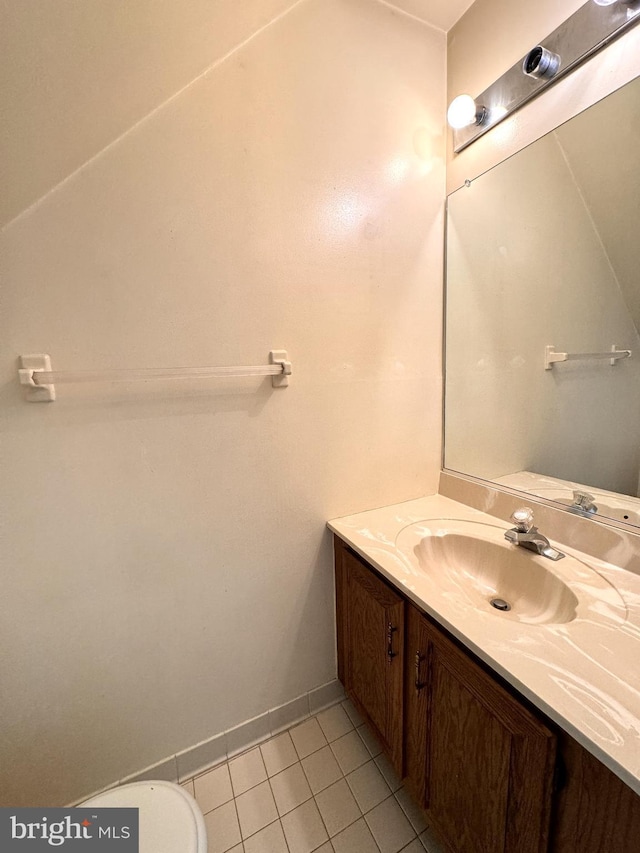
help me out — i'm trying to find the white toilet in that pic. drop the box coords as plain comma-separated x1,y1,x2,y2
82,780,207,853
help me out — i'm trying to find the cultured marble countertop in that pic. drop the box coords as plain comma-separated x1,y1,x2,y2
328,494,640,796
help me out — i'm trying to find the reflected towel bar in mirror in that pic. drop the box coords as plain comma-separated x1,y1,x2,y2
18,350,292,401
544,345,631,370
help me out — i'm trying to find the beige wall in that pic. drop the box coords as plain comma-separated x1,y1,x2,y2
1,0,445,805
0,0,297,227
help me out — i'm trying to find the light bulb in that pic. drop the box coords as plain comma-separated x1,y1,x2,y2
592,0,618,5
447,95,485,130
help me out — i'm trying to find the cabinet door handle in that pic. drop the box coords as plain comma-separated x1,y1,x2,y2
414,650,427,691
387,622,398,664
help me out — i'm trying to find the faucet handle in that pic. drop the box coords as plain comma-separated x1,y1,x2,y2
510,507,535,532
572,490,595,510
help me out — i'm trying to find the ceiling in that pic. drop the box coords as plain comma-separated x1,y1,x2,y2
383,0,476,31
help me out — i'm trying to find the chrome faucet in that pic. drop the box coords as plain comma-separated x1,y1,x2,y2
504,508,565,561
569,490,598,515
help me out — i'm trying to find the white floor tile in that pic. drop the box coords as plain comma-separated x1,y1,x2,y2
203,801,242,853
400,841,426,853
316,705,354,742
260,732,298,777
420,827,446,852
235,780,278,839
281,799,329,853
330,730,371,776
190,705,433,853
374,753,403,793
229,748,268,797
332,817,379,853
243,819,288,853
346,759,391,813
301,746,343,794
315,778,361,838
365,796,416,853
194,763,234,814
357,724,383,758
341,700,364,728
290,718,328,760
270,763,313,816
395,787,428,834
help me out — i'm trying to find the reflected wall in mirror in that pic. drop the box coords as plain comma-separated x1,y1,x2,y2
445,74,640,529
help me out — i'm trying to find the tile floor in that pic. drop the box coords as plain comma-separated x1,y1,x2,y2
181,699,445,853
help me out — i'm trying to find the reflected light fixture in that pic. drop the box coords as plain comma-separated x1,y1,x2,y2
446,95,487,130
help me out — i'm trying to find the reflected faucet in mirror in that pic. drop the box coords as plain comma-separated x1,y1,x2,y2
569,490,598,515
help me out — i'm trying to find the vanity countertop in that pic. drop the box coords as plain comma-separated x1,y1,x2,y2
328,494,640,797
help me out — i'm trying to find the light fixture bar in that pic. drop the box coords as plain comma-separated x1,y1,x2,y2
451,0,640,153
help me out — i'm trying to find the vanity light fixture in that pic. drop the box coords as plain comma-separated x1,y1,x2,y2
522,46,561,80
446,95,487,130
450,0,640,153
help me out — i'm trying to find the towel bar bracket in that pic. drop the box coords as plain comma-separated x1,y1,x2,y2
18,354,56,402
270,350,291,387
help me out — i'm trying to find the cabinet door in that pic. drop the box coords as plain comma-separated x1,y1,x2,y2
335,538,404,775
404,604,431,805
410,606,556,853
551,732,640,853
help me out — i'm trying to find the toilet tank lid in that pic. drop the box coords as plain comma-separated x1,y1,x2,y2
81,780,206,853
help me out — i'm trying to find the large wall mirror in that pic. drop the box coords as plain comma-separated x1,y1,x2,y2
444,73,640,529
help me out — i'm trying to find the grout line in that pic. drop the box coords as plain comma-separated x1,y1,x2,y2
229,786,242,850
309,790,333,849
281,814,292,853
239,814,280,846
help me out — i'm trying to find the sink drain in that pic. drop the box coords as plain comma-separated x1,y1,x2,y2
490,598,511,612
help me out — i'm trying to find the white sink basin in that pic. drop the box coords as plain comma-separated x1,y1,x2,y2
395,519,626,626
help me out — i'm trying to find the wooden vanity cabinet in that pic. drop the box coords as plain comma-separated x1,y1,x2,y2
334,534,640,853
334,537,404,775
404,603,556,853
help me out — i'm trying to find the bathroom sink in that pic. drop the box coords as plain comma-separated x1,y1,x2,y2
395,519,626,626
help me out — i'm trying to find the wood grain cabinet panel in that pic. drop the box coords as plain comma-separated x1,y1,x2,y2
409,604,557,853
334,537,404,775
551,732,640,853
